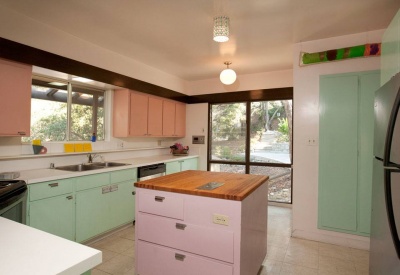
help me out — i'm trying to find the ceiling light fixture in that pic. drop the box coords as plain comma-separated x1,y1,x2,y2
72,77,94,83
220,61,236,85
213,16,230,42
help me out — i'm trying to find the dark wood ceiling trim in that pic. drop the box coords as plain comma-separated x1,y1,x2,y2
0,37,293,105
0,37,189,103
187,88,293,104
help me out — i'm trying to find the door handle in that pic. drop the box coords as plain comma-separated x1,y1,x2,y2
175,253,186,261
66,195,73,200
132,191,136,195
155,196,165,202
48,183,59,187
176,223,187,230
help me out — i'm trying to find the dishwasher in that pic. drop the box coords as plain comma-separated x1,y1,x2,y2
137,163,166,181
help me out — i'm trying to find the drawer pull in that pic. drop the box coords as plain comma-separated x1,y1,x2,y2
132,191,136,195
176,223,187,230
66,195,73,200
110,184,118,192
48,183,59,187
175,253,186,261
102,186,111,194
155,196,165,202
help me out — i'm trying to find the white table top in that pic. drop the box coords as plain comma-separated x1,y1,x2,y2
0,217,102,275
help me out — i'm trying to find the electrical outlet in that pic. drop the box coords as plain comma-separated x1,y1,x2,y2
307,138,318,146
213,214,229,226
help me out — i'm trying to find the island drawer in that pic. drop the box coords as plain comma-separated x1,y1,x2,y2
137,212,234,263
29,178,76,201
138,191,184,220
137,240,233,275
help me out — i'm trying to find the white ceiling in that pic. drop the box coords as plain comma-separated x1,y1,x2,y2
1,0,399,82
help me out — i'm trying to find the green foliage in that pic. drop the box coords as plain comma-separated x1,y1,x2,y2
211,103,246,141
277,118,289,142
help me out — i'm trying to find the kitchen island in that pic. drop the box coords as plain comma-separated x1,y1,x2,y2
134,170,269,275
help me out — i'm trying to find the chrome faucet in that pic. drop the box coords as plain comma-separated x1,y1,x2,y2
87,153,97,163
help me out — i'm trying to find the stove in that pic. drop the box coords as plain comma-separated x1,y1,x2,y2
0,180,27,224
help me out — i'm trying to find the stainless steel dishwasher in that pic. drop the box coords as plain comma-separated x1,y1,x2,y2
137,163,166,181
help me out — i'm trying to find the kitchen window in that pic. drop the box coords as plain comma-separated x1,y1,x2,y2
22,77,105,142
209,100,293,203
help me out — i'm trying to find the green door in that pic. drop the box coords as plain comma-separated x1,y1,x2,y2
76,187,109,243
166,161,181,174
29,194,75,241
319,75,359,232
358,72,380,234
181,158,198,171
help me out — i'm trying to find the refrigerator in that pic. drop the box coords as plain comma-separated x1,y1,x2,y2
370,73,400,274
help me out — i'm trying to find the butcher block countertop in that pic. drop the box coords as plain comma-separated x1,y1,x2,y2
134,170,269,201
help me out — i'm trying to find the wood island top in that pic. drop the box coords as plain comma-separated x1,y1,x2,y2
134,170,269,201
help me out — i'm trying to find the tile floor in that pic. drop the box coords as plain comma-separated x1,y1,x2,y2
87,206,370,275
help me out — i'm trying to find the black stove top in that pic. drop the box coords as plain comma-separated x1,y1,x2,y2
0,180,27,204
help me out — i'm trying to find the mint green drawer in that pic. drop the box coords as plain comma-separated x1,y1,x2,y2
76,173,110,191
29,178,76,201
110,168,137,184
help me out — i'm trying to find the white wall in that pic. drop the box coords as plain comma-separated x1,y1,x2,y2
0,5,188,94
292,29,384,249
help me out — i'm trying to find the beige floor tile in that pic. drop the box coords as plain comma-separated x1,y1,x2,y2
266,244,287,261
355,262,369,275
350,248,369,265
121,267,135,275
319,255,357,275
121,246,135,258
319,242,353,261
287,238,319,256
91,269,112,275
268,234,291,248
280,263,319,275
96,236,135,254
259,259,282,274
96,254,135,275
117,226,135,241
284,250,319,269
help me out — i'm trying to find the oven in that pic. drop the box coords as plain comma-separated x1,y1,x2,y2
0,180,27,224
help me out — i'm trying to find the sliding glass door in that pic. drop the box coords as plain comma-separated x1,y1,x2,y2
209,100,293,203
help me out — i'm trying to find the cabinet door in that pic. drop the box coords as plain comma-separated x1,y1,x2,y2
0,58,32,136
148,97,163,136
110,181,136,228
181,158,198,171
76,187,110,243
130,92,148,136
319,75,359,232
358,72,380,234
113,89,130,137
166,161,181,175
175,103,186,137
29,194,75,241
162,100,176,136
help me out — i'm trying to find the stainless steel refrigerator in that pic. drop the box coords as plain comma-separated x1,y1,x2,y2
370,73,400,274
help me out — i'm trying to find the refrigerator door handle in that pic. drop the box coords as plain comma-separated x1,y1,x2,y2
383,87,400,168
384,169,400,259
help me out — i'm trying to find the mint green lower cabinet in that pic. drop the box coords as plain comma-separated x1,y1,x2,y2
76,187,109,243
319,71,380,236
111,181,135,227
29,194,75,241
166,158,199,175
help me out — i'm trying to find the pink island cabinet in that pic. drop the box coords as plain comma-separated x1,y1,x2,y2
134,170,269,275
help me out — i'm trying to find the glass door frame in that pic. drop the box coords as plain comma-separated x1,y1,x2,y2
207,96,294,204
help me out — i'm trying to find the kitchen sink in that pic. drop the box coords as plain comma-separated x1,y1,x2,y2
90,162,130,168
54,162,130,172
55,164,104,172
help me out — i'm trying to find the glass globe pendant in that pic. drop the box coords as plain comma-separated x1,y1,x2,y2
220,61,236,85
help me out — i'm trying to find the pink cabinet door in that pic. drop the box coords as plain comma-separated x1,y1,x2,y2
137,240,233,275
129,92,148,136
147,97,163,136
137,212,234,263
0,58,31,136
175,103,186,137
162,100,175,136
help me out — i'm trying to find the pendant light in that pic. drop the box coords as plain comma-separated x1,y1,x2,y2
220,61,236,85
213,16,230,42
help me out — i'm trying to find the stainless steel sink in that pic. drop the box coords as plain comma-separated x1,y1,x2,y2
54,162,130,172
91,162,130,168
55,164,104,172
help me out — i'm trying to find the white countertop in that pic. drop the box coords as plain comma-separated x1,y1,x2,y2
17,154,198,184
0,217,101,275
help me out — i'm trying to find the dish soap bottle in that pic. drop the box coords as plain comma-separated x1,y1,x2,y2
91,132,96,142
